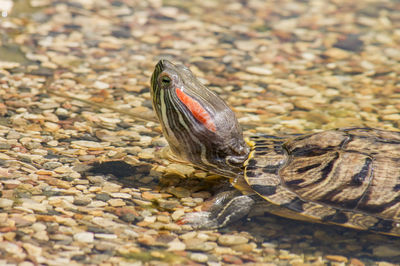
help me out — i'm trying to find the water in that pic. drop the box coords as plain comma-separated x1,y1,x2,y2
1,0,399,264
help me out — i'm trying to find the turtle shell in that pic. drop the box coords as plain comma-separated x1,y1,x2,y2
244,127,400,236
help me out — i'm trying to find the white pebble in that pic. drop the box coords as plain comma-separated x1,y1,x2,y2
74,232,94,243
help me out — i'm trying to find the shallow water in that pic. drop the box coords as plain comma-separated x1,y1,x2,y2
1,0,399,265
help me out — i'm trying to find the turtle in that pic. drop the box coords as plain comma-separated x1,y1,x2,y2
150,59,400,236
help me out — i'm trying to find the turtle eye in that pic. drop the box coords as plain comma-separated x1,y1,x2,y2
160,75,171,87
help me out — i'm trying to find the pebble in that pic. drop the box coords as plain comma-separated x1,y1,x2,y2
167,240,186,251
373,245,400,257
22,243,42,257
164,163,195,178
107,198,125,207
93,81,110,90
166,187,191,198
71,140,106,149
94,233,117,239
42,161,63,170
245,66,272,75
31,222,46,232
21,200,47,213
0,198,13,208
74,232,94,243
110,192,131,199
0,242,25,259
171,209,185,221
218,235,249,246
73,196,92,206
326,255,348,263
184,239,217,252
190,253,209,263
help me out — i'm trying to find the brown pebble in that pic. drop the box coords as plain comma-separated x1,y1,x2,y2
325,255,348,263
349,258,365,266
222,254,243,264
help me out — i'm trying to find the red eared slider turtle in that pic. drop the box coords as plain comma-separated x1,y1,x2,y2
150,60,400,236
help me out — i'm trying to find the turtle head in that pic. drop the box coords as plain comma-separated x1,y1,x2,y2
151,60,250,176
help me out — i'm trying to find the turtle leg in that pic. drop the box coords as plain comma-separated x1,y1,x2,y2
181,190,256,229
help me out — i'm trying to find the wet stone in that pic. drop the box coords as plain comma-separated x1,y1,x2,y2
1,0,399,265
373,245,400,257
190,253,209,263
166,187,191,198
73,196,92,206
74,232,94,243
0,143,11,150
326,255,348,263
184,239,217,252
333,34,364,52
119,212,137,223
218,235,249,246
43,161,63,170
0,198,14,208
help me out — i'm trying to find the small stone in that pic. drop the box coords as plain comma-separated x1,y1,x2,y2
21,200,47,212
94,233,117,239
166,187,191,198
171,209,185,221
333,34,363,52
101,182,122,193
234,40,259,51
190,253,208,263
382,114,400,121
0,242,25,259
110,192,131,199
165,163,195,178
349,258,365,266
18,262,34,266
108,198,125,207
2,180,20,189
78,155,96,161
93,81,110,90
231,243,256,253
245,66,272,75
54,166,72,174
0,198,13,208
142,191,161,200
3,232,16,241
55,107,69,116
0,143,11,150
31,222,46,232
74,232,94,243
22,243,42,257
373,245,400,257
120,212,137,223
218,235,248,246
184,239,216,251
44,122,60,131
43,161,62,170
167,240,186,251
157,215,171,223
33,230,49,241
73,196,92,206
95,193,111,202
324,48,350,59
377,262,396,266
36,170,53,176
88,201,107,208
71,140,105,149
222,255,243,264
325,255,348,263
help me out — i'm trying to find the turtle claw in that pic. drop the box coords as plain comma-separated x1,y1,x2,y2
179,211,219,229
178,193,256,229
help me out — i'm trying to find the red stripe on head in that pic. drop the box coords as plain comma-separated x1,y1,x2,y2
175,88,217,132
